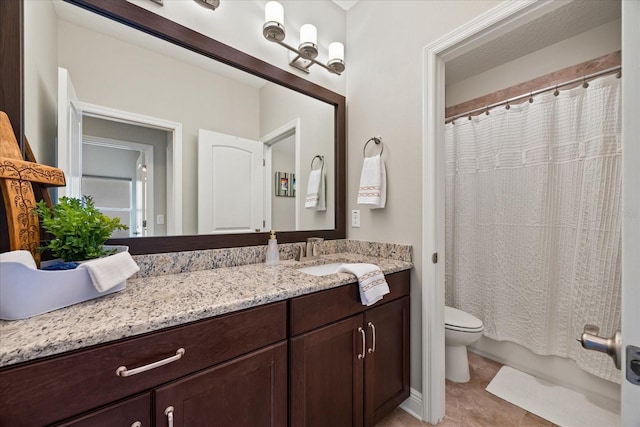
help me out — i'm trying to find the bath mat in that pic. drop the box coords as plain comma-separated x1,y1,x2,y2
486,366,620,427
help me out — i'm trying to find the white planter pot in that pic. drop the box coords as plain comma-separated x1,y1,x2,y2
0,246,129,321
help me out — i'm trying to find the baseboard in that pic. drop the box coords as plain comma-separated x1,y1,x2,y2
399,388,423,421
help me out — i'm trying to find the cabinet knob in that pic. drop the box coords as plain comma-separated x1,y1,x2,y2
357,327,366,360
131,422,142,427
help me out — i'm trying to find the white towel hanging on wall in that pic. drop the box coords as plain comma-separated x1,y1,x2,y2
305,169,326,210
357,154,386,208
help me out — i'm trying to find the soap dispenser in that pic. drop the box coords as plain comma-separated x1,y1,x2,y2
266,230,280,266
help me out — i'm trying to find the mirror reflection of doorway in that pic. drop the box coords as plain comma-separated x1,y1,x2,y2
57,67,183,236
81,135,156,237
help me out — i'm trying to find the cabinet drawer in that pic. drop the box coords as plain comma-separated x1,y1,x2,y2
0,301,286,426
53,392,151,427
290,270,410,336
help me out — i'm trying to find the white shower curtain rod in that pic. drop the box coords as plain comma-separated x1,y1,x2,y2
446,65,622,123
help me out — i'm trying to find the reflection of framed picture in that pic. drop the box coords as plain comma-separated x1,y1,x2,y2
275,172,296,197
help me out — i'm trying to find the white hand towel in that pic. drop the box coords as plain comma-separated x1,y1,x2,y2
305,169,326,211
78,251,140,292
357,154,386,208
337,263,390,306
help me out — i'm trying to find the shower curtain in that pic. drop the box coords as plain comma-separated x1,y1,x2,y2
444,74,622,382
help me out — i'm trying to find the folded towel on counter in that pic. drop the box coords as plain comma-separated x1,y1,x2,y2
338,263,390,306
305,168,326,211
357,154,386,208
78,251,140,292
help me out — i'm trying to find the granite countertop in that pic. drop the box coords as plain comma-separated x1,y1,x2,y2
0,253,412,368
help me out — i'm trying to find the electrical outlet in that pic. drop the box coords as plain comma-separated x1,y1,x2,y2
351,210,360,228
157,214,165,225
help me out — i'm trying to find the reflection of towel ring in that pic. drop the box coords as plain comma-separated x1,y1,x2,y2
363,136,383,157
311,155,324,171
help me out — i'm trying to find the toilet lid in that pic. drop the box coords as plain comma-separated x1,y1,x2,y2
445,306,483,330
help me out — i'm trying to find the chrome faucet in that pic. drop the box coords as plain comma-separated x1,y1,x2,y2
296,237,324,261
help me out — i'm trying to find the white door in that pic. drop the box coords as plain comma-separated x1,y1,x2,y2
621,0,640,423
57,67,82,199
197,129,263,234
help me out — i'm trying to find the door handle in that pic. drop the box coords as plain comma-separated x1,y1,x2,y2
164,406,174,427
357,327,366,360
577,324,621,370
367,322,376,354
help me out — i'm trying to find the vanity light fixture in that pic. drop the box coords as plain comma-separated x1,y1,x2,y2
262,1,345,75
194,0,220,11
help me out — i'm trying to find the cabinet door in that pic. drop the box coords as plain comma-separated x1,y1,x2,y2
54,393,151,427
290,314,365,427
364,296,411,427
154,342,287,427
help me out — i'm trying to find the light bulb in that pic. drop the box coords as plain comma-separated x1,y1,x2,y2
265,1,283,25
263,1,285,41
327,42,345,74
298,24,318,59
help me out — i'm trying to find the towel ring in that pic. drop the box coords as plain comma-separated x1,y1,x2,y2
311,155,324,171
363,136,383,157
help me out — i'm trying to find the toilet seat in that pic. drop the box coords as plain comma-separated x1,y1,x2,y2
445,306,484,332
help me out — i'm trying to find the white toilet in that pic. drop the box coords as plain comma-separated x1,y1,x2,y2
445,306,484,383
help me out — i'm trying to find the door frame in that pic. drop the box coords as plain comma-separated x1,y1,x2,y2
621,0,640,422
260,119,301,232
83,135,155,237
75,101,183,235
420,0,607,423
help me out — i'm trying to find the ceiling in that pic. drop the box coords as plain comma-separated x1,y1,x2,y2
331,0,358,11
446,0,621,85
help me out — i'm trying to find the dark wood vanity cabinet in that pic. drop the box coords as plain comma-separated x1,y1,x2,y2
0,269,410,427
0,301,287,427
154,342,287,427
289,270,411,427
54,393,152,427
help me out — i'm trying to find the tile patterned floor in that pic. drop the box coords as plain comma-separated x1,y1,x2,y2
375,352,557,427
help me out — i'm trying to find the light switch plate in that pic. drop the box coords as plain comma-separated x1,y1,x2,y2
351,210,360,228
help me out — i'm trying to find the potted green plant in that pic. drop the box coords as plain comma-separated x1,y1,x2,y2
35,195,128,262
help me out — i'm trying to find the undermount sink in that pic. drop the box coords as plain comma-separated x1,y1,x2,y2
297,262,343,277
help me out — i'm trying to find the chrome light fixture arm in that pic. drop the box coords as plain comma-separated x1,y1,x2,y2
262,1,345,75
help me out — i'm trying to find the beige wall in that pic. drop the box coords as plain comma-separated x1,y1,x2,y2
24,0,58,166
345,0,502,393
130,0,347,96
446,19,622,106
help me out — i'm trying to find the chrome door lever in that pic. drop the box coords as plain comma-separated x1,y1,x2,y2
577,324,621,370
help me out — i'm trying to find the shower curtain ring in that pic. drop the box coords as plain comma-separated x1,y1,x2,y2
554,85,559,96
582,78,589,89
529,92,534,103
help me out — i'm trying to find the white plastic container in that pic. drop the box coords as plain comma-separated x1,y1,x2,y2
0,247,128,320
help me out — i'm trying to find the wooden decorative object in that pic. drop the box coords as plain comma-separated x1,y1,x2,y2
0,111,66,263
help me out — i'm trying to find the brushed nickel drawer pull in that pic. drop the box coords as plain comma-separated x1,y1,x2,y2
116,348,185,377
367,322,376,353
357,327,366,360
165,406,174,427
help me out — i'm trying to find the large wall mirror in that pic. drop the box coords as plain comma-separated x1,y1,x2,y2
1,0,345,255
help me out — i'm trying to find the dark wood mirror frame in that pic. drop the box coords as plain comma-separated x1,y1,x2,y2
0,0,345,255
